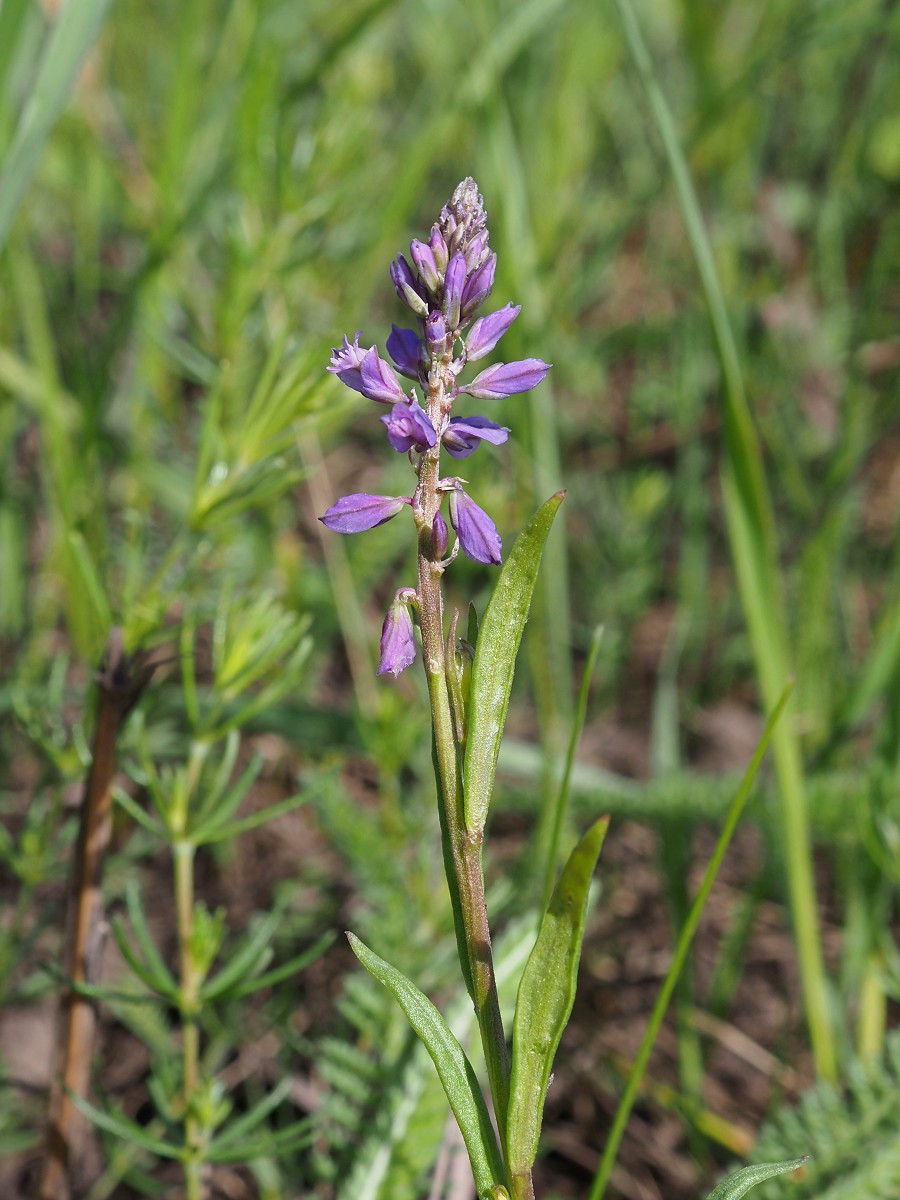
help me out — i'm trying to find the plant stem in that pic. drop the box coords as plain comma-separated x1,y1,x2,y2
37,630,150,1200
174,839,203,1200
415,365,511,1145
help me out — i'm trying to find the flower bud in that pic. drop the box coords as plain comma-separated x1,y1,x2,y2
425,310,446,353
377,590,418,678
390,255,428,317
432,509,449,557
460,252,496,320
410,239,441,296
442,253,466,331
428,223,448,273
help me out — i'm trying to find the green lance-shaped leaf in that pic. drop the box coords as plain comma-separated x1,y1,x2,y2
703,1158,808,1200
347,933,507,1198
464,491,565,835
506,816,609,1179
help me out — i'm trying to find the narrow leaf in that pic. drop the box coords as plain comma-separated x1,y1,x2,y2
67,1092,183,1160
507,816,609,1177
347,932,507,1197
464,491,565,834
703,1158,808,1200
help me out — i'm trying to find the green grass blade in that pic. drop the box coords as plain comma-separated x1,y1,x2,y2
588,680,794,1200
0,0,113,254
347,932,507,1197
612,0,835,1081
541,624,604,912
463,491,565,836
703,1158,808,1200
507,816,609,1182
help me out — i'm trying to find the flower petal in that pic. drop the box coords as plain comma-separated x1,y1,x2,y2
442,415,510,459
320,493,410,534
380,399,437,453
447,486,502,565
327,332,374,392
359,348,406,404
386,325,422,380
464,304,521,361
459,358,551,400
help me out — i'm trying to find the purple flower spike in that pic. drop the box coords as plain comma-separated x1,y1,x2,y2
459,358,551,400
327,332,374,392
465,304,521,361
381,399,437,453
387,325,422,380
446,484,502,565
390,255,428,318
359,348,406,404
442,253,467,331
460,252,497,320
378,591,418,677
442,415,510,459
410,240,441,295
320,493,410,533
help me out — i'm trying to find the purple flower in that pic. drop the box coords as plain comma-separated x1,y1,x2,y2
460,253,496,321
381,399,437,453
465,304,521,361
359,348,406,404
459,358,551,400
390,255,428,317
387,325,422,380
442,415,510,459
442,253,466,331
378,590,418,677
327,332,373,392
445,483,502,565
320,493,410,533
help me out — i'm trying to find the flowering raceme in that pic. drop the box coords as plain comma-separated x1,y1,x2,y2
320,178,551,677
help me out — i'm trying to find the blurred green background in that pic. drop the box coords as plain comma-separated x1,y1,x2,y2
1,0,899,1197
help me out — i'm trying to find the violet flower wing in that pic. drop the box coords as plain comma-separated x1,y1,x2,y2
442,415,510,459
465,304,521,361
320,493,410,533
386,325,422,380
447,486,502,565
459,358,551,400
358,348,407,404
